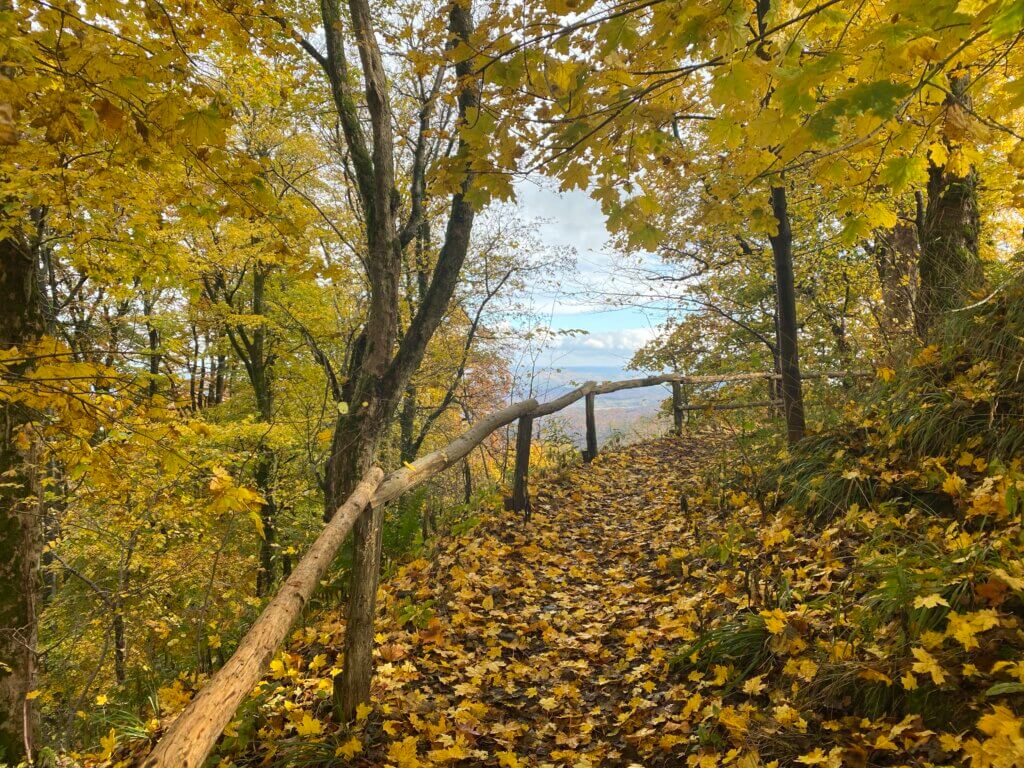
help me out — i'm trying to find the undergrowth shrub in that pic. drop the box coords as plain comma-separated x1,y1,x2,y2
671,278,1024,763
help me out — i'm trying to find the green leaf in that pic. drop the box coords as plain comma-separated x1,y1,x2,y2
178,102,229,147
880,156,929,194
991,0,1024,39
985,681,1024,697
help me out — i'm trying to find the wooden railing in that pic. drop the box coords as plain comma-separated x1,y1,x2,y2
142,369,861,766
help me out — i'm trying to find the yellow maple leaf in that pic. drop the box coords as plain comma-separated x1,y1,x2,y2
761,609,787,634
796,748,828,765
335,736,362,759
742,674,766,695
910,647,946,684
946,610,1000,649
942,473,967,497
388,736,421,768
913,594,950,609
295,714,323,736
99,728,117,760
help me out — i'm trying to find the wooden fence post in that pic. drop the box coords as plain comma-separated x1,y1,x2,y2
512,414,533,519
584,391,598,461
671,381,684,434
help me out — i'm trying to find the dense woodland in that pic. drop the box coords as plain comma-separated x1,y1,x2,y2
2,0,1024,765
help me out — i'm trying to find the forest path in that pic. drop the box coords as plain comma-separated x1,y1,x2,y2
314,435,726,768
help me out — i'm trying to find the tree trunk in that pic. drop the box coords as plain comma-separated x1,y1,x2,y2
143,295,160,399
254,448,278,597
512,415,533,518
872,222,919,340
319,0,480,722
917,75,986,338
0,232,45,761
327,401,392,721
768,185,806,443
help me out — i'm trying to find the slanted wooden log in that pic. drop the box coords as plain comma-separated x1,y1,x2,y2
373,398,538,506
584,391,597,461
141,469,384,768
527,371,863,421
512,414,533,518
533,382,595,417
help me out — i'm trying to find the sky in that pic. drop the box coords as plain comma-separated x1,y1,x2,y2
513,180,676,371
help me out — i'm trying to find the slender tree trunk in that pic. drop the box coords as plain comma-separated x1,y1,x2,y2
143,295,160,398
768,185,805,443
212,352,226,405
254,448,278,597
113,612,127,684
0,231,45,761
917,75,986,338
319,0,481,722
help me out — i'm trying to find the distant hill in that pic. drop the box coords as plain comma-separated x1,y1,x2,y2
522,366,671,446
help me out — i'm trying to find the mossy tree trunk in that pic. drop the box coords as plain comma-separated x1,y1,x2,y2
917,75,986,338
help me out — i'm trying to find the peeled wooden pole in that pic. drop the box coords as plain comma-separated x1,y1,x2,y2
141,469,384,768
373,397,538,506
528,371,859,419
679,399,782,412
584,392,598,461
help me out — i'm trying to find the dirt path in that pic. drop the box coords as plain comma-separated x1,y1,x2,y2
340,436,721,768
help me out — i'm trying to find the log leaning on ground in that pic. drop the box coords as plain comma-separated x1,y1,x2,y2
141,469,384,768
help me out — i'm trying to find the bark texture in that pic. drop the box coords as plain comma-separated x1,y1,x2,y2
873,222,919,339
917,75,986,337
768,185,806,443
0,230,45,761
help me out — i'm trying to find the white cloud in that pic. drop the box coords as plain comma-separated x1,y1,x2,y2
547,328,657,364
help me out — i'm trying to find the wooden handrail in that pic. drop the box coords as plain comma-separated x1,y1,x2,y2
142,368,865,764
372,397,538,506
142,469,384,768
514,369,867,511
530,369,863,417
